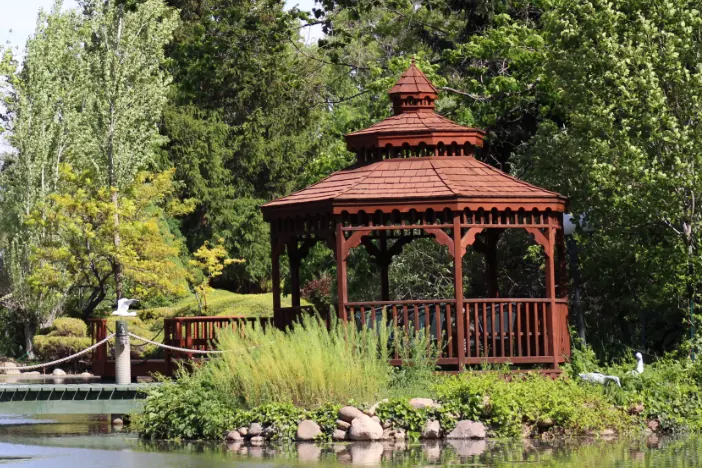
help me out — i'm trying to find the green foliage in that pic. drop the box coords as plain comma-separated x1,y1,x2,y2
26,166,193,319
307,402,342,441
232,403,304,441
387,327,440,399
375,399,430,440
136,372,237,441
46,318,87,337
204,314,393,408
436,372,628,437
32,336,92,362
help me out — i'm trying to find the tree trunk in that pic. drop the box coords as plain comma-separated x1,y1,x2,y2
23,320,35,360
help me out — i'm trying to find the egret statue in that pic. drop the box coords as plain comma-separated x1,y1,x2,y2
631,352,644,375
111,298,139,317
578,372,621,387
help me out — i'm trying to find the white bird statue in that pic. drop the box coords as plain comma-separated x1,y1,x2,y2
579,372,621,387
111,298,139,317
631,352,644,375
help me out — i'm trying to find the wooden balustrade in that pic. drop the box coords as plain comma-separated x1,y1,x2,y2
88,319,108,376
344,298,569,367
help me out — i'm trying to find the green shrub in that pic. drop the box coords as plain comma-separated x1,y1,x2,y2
49,318,88,337
436,372,628,437
33,335,92,361
204,314,393,408
387,327,440,399
135,372,237,440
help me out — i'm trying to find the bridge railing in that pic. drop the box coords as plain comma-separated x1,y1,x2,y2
88,316,271,377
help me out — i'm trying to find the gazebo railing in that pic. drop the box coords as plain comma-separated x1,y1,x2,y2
344,298,568,366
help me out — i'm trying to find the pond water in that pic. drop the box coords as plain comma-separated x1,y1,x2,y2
1,414,701,467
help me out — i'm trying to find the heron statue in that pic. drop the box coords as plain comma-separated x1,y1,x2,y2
631,352,644,375
111,298,139,317
578,372,621,387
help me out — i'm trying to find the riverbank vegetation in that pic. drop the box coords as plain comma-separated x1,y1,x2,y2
135,316,702,441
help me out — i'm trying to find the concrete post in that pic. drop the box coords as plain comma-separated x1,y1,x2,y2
115,320,131,385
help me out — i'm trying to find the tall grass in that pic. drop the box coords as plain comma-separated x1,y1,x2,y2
205,315,394,408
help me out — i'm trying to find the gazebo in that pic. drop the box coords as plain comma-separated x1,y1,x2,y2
261,62,570,371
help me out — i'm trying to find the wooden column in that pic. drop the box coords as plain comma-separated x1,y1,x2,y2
555,229,568,298
289,239,301,308
335,221,349,322
380,231,390,301
486,229,499,298
271,235,282,329
544,218,559,369
453,213,466,370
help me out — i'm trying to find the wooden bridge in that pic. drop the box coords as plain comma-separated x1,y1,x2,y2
0,383,154,414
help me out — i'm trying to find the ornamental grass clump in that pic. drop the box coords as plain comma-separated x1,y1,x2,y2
205,314,393,408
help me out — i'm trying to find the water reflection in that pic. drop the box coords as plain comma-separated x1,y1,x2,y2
1,414,702,467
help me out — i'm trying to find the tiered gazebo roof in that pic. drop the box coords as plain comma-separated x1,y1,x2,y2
262,62,566,218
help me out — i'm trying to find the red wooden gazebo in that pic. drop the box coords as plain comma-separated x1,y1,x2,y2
261,62,570,371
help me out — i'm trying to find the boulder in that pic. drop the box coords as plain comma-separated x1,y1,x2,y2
382,420,392,429
409,398,440,410
248,422,263,437
446,420,487,439
238,427,248,437
349,414,384,441
226,430,243,441
80,372,93,378
296,420,322,441
249,436,265,446
0,362,20,375
381,428,393,440
52,368,66,376
332,429,348,441
421,420,441,439
393,430,406,440
335,419,351,430
371,415,381,424
338,406,364,423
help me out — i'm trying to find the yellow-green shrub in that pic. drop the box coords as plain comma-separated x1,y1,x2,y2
33,335,92,361
49,318,88,337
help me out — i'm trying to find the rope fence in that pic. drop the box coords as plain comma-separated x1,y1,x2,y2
127,332,225,355
1,334,116,371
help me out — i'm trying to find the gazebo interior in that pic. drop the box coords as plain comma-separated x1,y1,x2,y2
262,62,571,372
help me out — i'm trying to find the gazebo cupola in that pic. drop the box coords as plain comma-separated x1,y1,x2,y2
262,62,571,372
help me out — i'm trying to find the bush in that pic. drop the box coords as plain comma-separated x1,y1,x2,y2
49,318,88,337
136,372,237,440
435,372,628,437
33,335,92,361
204,314,393,408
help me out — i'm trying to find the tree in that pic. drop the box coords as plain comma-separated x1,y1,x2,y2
523,0,702,354
76,0,179,299
0,2,85,356
163,0,327,291
188,238,242,314
27,165,194,320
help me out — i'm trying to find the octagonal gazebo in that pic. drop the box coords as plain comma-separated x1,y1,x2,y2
262,62,570,371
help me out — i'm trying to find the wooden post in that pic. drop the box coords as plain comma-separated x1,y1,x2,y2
380,231,390,301
289,239,301,309
271,235,282,329
453,213,466,370
486,230,499,298
336,221,349,322
544,218,559,369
